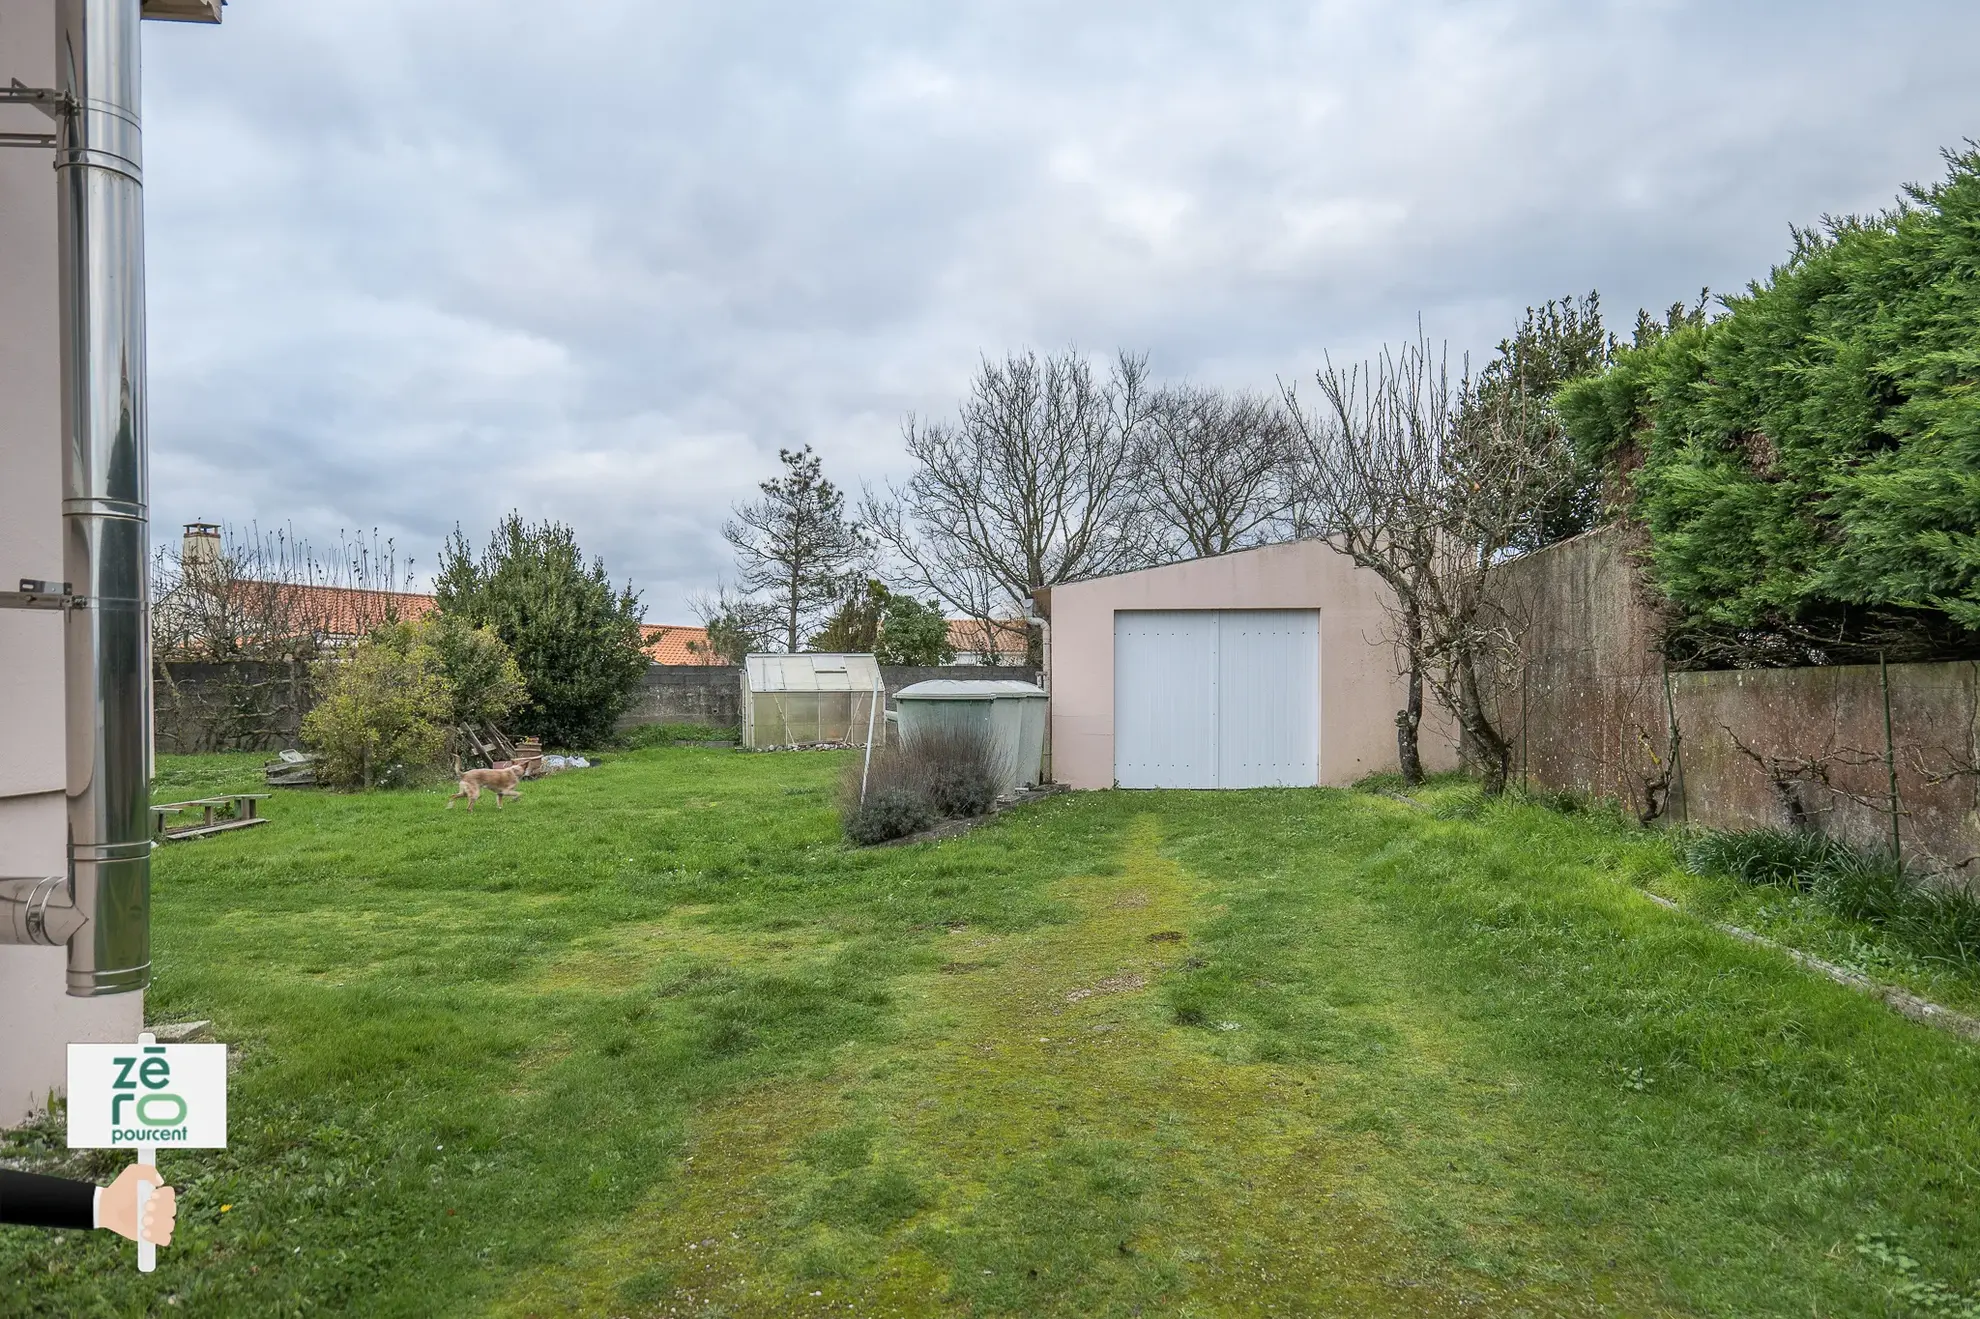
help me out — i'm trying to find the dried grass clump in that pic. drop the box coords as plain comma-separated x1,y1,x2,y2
840,720,1010,845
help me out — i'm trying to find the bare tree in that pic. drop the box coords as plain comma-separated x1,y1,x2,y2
1425,368,1576,793
1284,348,1441,784
863,349,1153,651
1133,384,1297,559
688,585,782,664
1287,336,1571,793
724,445,869,653
151,523,415,662
149,524,417,752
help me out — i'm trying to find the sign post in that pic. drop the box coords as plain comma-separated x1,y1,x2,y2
136,1136,155,1272
68,1031,227,1271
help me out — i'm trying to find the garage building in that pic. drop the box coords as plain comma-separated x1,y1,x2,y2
1034,540,1453,790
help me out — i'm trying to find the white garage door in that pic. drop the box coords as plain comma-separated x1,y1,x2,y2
1114,610,1319,788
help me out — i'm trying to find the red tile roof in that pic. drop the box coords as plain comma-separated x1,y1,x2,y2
253,597,1022,665
641,624,723,665
233,587,718,668
268,584,436,637
946,617,1030,661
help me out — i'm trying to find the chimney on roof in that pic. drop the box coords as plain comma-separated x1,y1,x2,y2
182,521,221,577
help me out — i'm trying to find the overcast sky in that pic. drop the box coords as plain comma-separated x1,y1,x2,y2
138,0,1980,621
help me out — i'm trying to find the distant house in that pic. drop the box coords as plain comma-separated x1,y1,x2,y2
188,595,710,664
173,524,718,662
278,584,436,641
640,624,724,665
278,606,720,664
947,617,1031,665
151,579,439,659
156,522,437,657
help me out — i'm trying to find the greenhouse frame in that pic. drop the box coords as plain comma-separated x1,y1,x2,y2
740,653,887,750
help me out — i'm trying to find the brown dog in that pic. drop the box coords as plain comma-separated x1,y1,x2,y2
447,759,524,811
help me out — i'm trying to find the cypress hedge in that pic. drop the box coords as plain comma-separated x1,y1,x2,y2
1558,147,1980,662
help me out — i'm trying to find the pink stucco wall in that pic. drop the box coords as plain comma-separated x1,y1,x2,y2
1041,540,1456,790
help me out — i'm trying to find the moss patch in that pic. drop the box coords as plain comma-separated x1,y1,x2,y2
12,752,1980,1315
503,817,1665,1317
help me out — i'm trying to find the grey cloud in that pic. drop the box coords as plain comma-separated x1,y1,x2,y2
135,0,1980,618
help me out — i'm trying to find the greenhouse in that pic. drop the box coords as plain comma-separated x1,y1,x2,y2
740,653,886,750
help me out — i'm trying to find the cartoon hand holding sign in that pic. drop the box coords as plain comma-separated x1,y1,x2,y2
65,1032,227,1271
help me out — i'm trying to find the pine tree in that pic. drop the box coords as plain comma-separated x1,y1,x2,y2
1458,292,1615,551
724,446,868,652
434,515,649,746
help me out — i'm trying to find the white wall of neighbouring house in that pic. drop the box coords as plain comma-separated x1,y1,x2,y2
0,0,145,1128
1042,540,1459,792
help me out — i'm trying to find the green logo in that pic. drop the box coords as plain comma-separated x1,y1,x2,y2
109,1046,188,1140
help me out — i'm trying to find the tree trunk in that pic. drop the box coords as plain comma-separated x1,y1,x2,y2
1454,654,1511,796
1396,610,1424,786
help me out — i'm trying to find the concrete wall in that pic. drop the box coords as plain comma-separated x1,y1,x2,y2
154,660,313,752
1487,524,1677,819
1669,662,1980,875
619,665,743,729
616,663,1041,731
1041,540,1455,791
1495,524,1980,875
879,665,1038,706
0,0,144,1128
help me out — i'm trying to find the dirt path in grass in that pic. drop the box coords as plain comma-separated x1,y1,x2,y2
501,816,1664,1318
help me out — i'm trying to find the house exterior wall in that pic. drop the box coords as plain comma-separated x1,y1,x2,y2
0,0,145,1128
1043,541,1455,790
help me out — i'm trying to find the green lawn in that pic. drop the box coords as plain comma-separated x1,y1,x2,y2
5,750,1980,1317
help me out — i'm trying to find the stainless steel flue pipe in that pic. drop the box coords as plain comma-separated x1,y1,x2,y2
2,1,217,991
59,0,152,996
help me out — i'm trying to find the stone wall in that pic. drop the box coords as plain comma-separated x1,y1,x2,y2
1493,524,1980,874
153,660,312,754
615,664,1041,731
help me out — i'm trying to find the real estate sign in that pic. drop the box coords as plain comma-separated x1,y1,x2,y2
67,1040,228,1149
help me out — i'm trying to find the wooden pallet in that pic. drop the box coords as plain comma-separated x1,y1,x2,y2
511,736,545,778
457,722,523,769
264,751,320,786
152,795,271,841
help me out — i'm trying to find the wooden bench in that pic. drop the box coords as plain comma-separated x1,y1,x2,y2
151,794,271,842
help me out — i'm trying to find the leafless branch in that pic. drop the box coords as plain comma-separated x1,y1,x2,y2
151,523,415,664
1132,384,1297,559
1282,330,1576,793
1722,726,1894,828
862,348,1153,625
